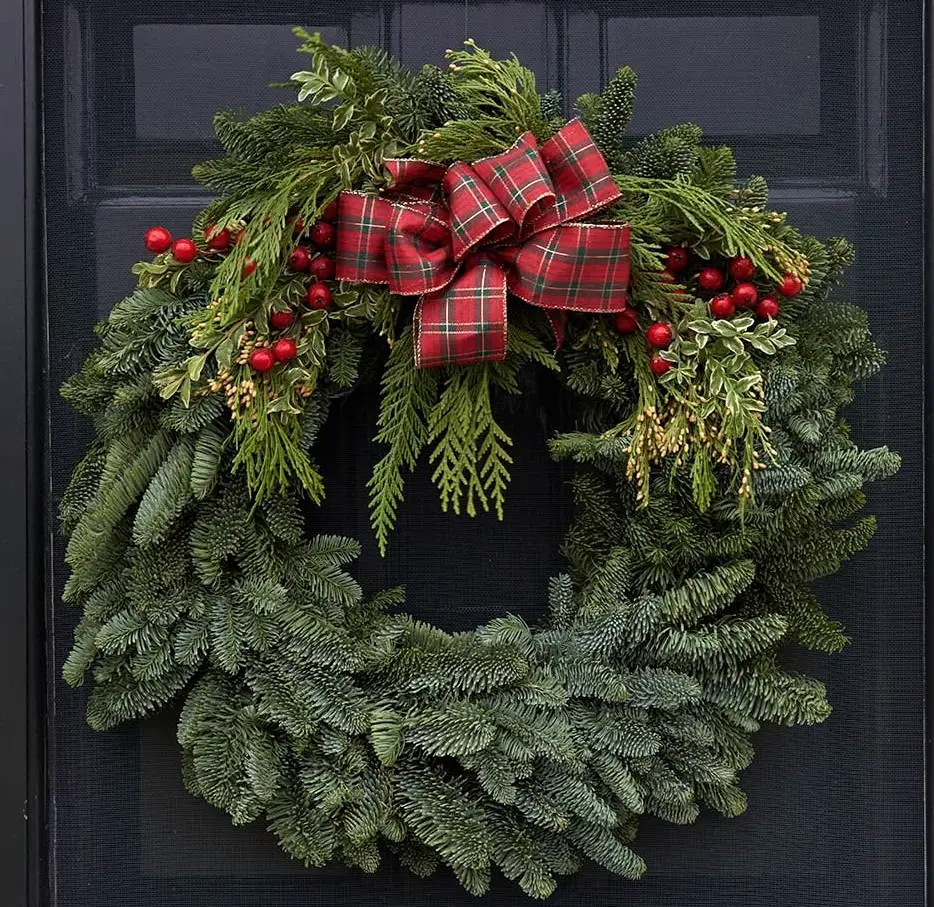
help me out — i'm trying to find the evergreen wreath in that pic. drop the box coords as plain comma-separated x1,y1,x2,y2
60,33,900,898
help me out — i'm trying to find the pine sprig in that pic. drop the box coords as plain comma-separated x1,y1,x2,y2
615,175,806,282
368,329,439,554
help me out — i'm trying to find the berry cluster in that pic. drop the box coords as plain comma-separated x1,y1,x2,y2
143,199,341,376
610,247,805,380
664,246,803,322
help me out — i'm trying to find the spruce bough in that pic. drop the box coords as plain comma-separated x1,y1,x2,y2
60,34,899,898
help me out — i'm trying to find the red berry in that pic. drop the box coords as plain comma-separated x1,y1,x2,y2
306,283,332,309
234,229,246,246
646,321,674,349
291,217,304,235
614,310,639,334
778,274,804,297
728,256,756,280
665,246,689,272
757,296,780,319
269,309,295,330
205,225,230,251
697,267,724,292
731,282,759,309
310,221,336,249
288,247,312,271
272,338,298,363
710,293,735,319
144,226,173,254
649,354,672,376
321,199,340,222
309,255,335,281
171,238,197,263
242,258,256,277
249,348,275,373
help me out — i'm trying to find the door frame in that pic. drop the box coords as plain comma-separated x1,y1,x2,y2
0,0,45,904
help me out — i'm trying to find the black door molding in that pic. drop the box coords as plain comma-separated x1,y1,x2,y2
0,0,45,904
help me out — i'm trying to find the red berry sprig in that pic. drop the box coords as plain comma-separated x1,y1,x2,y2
757,296,780,319
171,238,197,263
288,247,312,271
249,348,275,373
272,338,298,363
646,321,673,348
309,255,336,281
778,274,804,297
310,221,336,250
728,256,756,281
731,282,758,309
144,226,172,254
696,266,724,292
665,246,689,272
205,225,231,251
645,322,674,378
269,309,295,330
614,310,638,334
710,293,735,319
306,283,332,309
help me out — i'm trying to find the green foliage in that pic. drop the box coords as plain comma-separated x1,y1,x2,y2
427,364,514,520
59,36,898,899
622,124,703,180
577,65,638,168
367,319,556,553
367,329,439,554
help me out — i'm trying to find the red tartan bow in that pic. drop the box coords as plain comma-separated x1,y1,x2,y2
334,119,630,367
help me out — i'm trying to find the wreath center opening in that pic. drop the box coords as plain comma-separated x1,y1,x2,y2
311,369,574,630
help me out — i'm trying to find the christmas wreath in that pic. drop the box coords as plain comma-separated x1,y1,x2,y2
60,33,900,898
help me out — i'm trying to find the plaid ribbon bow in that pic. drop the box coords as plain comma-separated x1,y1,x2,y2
335,119,631,367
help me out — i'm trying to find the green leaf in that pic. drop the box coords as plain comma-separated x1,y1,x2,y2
186,353,208,381
267,396,303,414
747,335,776,354
215,336,235,370
154,368,188,400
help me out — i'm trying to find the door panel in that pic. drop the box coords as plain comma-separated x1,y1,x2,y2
41,2,925,905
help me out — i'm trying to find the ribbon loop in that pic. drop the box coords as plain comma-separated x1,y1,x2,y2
384,159,447,202
507,223,631,312
470,132,556,234
335,119,630,367
443,162,512,262
385,207,456,296
531,119,621,231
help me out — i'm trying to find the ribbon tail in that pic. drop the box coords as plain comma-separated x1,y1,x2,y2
414,255,508,368
546,311,568,353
